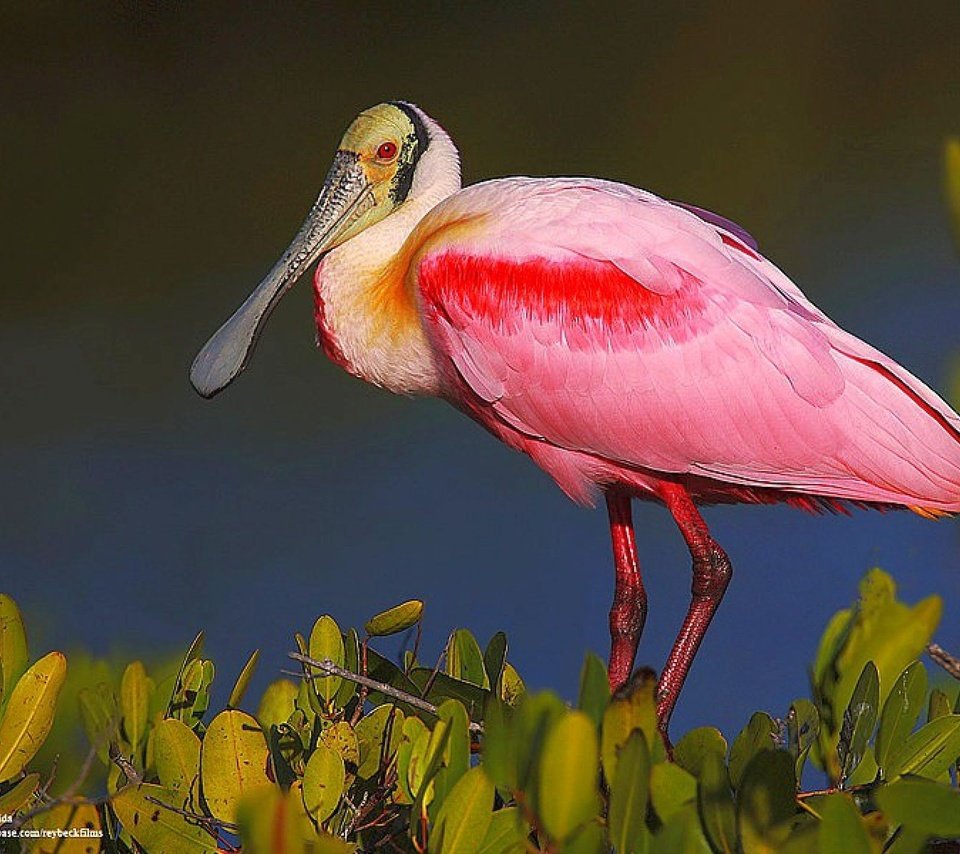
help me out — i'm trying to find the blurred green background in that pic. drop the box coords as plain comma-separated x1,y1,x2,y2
2,2,959,738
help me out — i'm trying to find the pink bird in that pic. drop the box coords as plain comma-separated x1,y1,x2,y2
191,102,960,734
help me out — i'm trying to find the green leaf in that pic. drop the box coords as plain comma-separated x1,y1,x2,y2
303,743,346,825
354,704,403,779
0,595,28,712
653,803,712,853
446,629,489,688
563,821,607,854
926,688,951,723
309,615,344,706
513,691,566,802
812,569,940,783
608,730,651,854
817,793,872,854
256,679,299,730
79,682,118,763
537,710,600,842
650,762,697,824
875,776,960,836
885,714,960,779
482,632,507,696
335,628,360,708
437,699,470,792
577,652,610,729
113,783,216,852
837,661,879,784
674,726,727,779
408,668,488,720
228,649,260,709
154,718,201,797
475,806,528,854
200,709,271,824
736,750,796,851
697,750,736,854
729,711,778,790
876,661,926,777
431,765,494,854
120,660,153,753
479,696,516,791
601,669,660,784
365,599,424,637
397,715,429,803
787,698,819,783
0,651,66,781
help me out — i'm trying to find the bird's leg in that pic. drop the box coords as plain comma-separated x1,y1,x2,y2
656,482,733,735
606,490,648,692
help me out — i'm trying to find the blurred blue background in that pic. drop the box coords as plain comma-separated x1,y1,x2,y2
2,3,959,740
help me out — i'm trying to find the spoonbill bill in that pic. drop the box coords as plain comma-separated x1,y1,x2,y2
191,102,960,733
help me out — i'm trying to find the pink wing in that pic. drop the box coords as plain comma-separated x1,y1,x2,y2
416,178,960,511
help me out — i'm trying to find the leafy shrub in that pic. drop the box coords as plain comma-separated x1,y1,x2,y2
0,568,958,852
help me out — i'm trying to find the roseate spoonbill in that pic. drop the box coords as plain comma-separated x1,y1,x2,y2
191,102,960,733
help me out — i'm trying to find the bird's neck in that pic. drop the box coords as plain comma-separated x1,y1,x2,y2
314,130,461,396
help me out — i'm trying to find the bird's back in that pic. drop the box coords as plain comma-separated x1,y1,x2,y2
407,177,960,513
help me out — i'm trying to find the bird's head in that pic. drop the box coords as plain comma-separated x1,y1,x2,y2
190,101,452,399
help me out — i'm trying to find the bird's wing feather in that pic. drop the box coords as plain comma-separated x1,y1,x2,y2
414,178,960,509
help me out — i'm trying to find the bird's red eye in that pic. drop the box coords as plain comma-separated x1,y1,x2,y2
376,141,398,161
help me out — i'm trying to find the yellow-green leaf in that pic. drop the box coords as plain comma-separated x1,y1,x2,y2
0,651,66,781
698,750,736,854
113,783,215,852
31,801,101,853
256,679,298,730
500,662,525,705
601,670,660,783
876,661,926,777
320,719,360,783
431,765,494,854
200,709,271,823
354,704,403,779
650,762,696,824
608,730,650,854
476,806,528,854
302,743,345,824
365,599,423,637
229,649,260,709
736,750,796,852
154,718,201,797
886,714,960,779
237,784,323,854
875,776,960,836
0,595,28,710
537,710,599,842
577,653,610,729
308,616,344,706
817,793,872,854
446,629,488,688
729,711,778,790
120,661,153,753
0,771,38,814
674,727,727,779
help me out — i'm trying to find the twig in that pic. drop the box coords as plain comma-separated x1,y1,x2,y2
108,743,143,786
143,794,238,835
927,643,960,680
286,653,483,733
5,745,101,831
